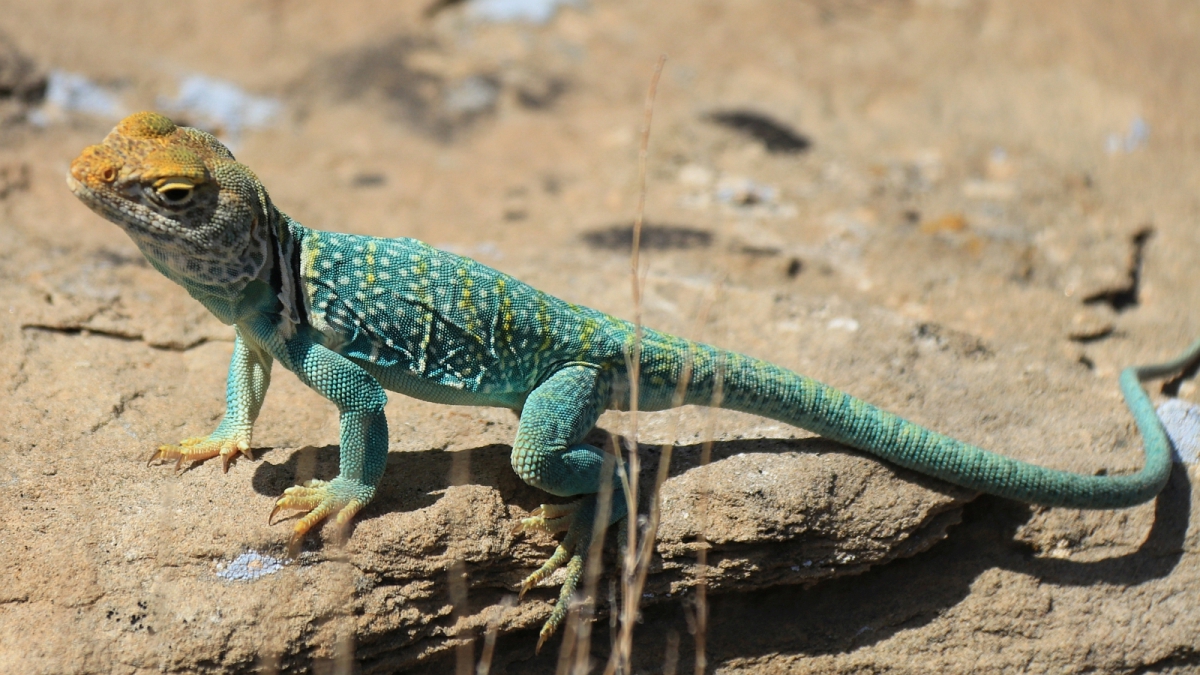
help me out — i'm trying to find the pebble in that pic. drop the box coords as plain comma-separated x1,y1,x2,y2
216,551,285,582
1156,399,1200,464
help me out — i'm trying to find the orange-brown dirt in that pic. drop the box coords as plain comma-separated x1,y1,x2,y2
1,1,1199,673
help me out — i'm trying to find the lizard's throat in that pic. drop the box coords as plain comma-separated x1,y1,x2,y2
134,237,267,302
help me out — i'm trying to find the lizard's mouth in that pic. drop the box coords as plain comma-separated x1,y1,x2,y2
64,173,86,198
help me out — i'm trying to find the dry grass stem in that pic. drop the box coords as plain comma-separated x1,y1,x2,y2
566,446,619,674
622,344,694,653
554,604,582,675
643,279,724,675
694,353,723,675
603,53,666,675
475,596,514,675
449,558,474,675
449,450,473,674
664,629,681,675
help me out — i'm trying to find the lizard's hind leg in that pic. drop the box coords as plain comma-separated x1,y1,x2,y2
509,364,627,651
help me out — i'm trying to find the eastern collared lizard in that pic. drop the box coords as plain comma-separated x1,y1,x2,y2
67,112,1198,648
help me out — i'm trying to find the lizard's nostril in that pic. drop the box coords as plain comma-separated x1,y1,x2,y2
69,156,88,183
69,146,120,185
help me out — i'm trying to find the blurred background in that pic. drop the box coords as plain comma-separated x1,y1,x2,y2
2,1,1199,673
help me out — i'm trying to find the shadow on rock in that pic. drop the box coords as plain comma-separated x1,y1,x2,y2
251,442,554,524
418,454,1191,674
253,432,1190,673
574,464,1191,673
1018,461,1192,585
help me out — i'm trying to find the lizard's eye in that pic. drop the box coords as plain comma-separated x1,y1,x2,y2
152,178,196,207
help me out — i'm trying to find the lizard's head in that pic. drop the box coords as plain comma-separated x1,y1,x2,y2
68,111,274,289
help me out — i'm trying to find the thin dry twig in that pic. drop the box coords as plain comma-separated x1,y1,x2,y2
603,53,666,675
567,445,618,674
555,602,582,675
449,559,474,675
449,449,474,675
664,629,681,675
624,342,695,645
476,596,514,675
694,347,724,675
646,279,724,675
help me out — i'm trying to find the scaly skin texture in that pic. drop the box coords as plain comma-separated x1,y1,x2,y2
68,112,1196,649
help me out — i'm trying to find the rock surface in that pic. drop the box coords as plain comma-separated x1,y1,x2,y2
2,1,1200,673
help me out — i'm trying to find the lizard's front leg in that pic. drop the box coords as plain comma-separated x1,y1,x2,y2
149,327,272,472
509,364,626,651
268,335,389,552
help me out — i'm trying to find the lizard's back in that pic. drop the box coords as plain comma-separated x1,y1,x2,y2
294,224,632,405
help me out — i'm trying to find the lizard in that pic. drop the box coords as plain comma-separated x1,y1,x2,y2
67,111,1198,650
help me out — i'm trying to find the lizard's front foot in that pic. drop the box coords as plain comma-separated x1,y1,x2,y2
147,436,252,472
270,477,375,555
512,497,601,653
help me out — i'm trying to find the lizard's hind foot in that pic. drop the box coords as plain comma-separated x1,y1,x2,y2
147,436,251,472
513,496,611,653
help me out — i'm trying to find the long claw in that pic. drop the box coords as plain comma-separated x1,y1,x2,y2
220,441,253,473
286,532,304,558
268,503,285,525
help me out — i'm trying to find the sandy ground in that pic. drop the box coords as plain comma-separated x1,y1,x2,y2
1,1,1199,673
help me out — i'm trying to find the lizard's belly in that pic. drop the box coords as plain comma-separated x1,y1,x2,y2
354,359,527,408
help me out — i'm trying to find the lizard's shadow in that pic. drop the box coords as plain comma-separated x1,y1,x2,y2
476,460,1192,673
249,441,553,526
597,462,1192,670
251,432,1191,667
248,427,854,521
250,434,1190,589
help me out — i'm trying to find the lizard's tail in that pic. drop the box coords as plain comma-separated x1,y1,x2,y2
664,337,1200,509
